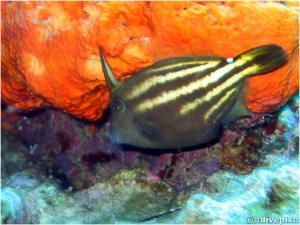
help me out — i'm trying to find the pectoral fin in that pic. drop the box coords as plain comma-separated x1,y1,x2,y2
134,117,161,140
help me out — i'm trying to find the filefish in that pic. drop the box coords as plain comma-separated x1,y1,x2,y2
99,44,286,149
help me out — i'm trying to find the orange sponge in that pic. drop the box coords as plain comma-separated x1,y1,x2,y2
1,1,298,120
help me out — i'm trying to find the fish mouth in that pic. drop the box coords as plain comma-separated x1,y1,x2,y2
109,124,131,145
109,127,119,144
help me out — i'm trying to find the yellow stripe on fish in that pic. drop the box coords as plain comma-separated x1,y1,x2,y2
203,88,238,122
126,60,222,100
179,64,260,115
134,61,260,113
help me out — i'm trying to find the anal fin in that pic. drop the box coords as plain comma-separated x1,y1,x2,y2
222,98,249,125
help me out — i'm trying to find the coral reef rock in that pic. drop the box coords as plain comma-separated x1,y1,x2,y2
1,152,298,223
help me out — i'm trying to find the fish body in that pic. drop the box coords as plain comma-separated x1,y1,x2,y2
99,45,286,149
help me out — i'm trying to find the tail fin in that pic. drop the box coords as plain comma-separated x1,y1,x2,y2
233,44,287,74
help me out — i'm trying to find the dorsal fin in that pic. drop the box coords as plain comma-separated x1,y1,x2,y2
148,39,238,63
99,46,123,92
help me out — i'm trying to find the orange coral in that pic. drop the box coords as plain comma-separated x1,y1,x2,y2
1,1,299,120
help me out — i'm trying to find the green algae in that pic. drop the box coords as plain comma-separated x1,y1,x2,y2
112,169,138,181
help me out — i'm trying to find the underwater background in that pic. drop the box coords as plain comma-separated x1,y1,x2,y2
1,1,299,224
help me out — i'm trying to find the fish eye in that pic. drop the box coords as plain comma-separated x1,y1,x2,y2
114,100,125,113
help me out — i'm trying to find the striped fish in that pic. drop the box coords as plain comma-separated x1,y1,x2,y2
99,45,286,149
